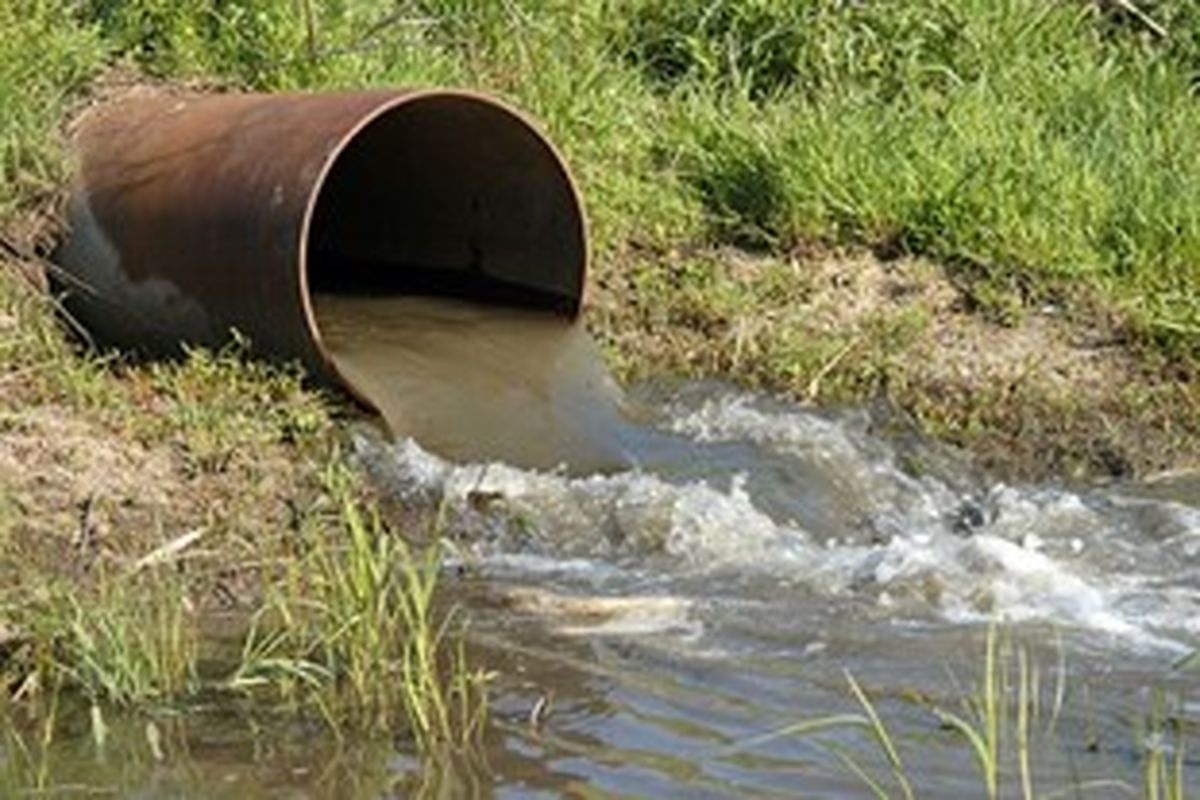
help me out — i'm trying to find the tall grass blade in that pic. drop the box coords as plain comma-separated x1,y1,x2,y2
845,670,916,800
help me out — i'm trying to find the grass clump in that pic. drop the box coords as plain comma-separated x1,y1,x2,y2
0,428,487,745
0,0,101,215
85,0,323,88
618,0,981,104
725,625,1192,798
657,2,1200,351
0,265,485,748
233,465,490,748
140,337,329,475
12,572,200,708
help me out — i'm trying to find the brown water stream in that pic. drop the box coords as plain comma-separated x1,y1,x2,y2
312,295,631,474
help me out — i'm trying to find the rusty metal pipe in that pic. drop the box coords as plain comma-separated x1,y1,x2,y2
54,88,588,404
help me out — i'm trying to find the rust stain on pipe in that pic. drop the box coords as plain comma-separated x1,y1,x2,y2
54,88,588,405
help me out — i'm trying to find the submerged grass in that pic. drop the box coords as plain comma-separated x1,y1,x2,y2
739,625,1194,799
718,624,1192,797
1140,688,1191,800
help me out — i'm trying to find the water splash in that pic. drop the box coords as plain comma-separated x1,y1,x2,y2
356,386,1200,653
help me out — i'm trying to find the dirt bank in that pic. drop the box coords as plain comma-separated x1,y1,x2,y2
591,245,1198,483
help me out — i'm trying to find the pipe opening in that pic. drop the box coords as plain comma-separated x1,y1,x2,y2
304,93,628,473
305,93,586,316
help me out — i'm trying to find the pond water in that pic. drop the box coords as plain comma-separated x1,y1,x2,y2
7,299,1197,797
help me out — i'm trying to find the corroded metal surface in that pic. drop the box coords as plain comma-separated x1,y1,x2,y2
54,88,588,401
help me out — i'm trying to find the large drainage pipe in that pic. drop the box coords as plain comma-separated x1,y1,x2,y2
54,88,588,405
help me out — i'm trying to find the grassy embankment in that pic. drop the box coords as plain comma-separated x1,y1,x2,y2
19,0,1197,480
0,0,489,754
0,0,1197,784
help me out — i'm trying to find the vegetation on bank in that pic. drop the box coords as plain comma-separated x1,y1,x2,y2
0,271,488,744
0,0,1197,478
6,0,1197,477
56,0,1200,348
0,0,1198,789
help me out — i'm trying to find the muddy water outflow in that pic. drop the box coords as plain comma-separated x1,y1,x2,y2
359,385,1200,653
346,384,1200,794
313,294,632,473
56,89,611,470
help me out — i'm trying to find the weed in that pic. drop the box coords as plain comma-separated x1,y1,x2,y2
722,625,1192,797
1140,689,1190,800
845,670,917,800
23,574,200,708
0,459,486,746
246,463,490,748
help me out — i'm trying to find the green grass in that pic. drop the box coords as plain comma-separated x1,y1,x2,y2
0,0,1199,787
8,1,1195,351
722,625,1192,799
0,438,487,742
230,463,490,747
2,0,1198,479
0,1,101,215
642,1,1200,348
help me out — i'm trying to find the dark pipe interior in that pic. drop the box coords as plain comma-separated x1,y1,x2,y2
307,95,585,315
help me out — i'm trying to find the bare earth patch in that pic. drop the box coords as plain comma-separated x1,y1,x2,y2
0,407,172,528
593,246,1198,482
0,255,352,612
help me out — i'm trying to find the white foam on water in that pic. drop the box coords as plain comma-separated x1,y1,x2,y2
666,394,965,542
369,435,807,567
356,387,1200,654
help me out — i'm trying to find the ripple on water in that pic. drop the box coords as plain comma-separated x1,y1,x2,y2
356,384,1200,655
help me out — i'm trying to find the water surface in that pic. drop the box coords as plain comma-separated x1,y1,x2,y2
9,298,1197,797
355,383,1199,797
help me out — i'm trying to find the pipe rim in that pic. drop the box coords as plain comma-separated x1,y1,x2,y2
296,88,590,409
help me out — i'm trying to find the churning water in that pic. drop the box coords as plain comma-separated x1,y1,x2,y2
39,295,1183,796
357,383,1200,652
343,384,1199,796
318,296,1198,795
9,297,1195,795
316,296,1197,653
